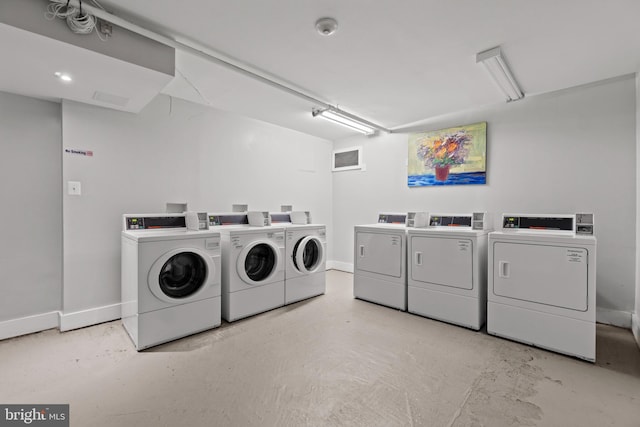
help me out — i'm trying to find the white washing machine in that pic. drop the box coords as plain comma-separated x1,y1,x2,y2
353,212,427,310
270,211,327,304
208,213,286,322
487,214,597,361
121,214,221,351
407,213,491,330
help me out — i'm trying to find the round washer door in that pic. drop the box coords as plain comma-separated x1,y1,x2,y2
293,236,325,274
237,240,281,285
148,247,214,303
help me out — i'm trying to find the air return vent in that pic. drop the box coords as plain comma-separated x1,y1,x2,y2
92,91,129,107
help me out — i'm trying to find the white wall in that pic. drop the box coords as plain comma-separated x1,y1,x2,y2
0,91,62,335
61,96,333,328
333,76,636,326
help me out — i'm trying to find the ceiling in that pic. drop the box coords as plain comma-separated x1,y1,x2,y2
0,23,173,113
7,1,640,140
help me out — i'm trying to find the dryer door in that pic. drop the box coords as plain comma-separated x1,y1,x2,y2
293,236,325,274
148,248,214,303
410,236,473,290
355,231,403,278
237,240,281,285
492,242,588,311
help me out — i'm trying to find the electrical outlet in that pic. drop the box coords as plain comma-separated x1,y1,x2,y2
68,181,82,196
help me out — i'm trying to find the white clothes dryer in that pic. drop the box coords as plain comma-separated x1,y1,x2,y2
121,214,221,351
407,213,491,330
487,214,597,361
285,224,326,304
353,212,427,310
216,220,286,322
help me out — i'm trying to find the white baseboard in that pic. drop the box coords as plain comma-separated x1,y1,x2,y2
596,308,632,328
327,261,353,273
632,313,640,350
0,311,59,341
59,303,121,332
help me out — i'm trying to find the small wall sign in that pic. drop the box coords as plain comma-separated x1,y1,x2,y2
64,148,93,157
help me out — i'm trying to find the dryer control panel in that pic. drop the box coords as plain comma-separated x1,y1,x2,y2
376,212,427,227
502,215,574,231
378,213,407,224
427,212,490,230
429,215,472,227
499,213,595,234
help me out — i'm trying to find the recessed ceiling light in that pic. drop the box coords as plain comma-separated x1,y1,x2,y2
54,72,72,82
315,18,338,36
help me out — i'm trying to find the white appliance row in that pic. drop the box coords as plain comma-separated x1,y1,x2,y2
121,211,326,351
354,212,597,362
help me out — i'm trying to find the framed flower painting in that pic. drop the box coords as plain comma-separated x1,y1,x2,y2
407,122,487,187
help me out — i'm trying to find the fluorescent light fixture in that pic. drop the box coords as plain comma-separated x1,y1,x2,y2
312,108,376,135
54,71,72,82
476,46,523,102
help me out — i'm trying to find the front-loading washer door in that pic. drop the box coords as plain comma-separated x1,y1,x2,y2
148,248,214,303
237,240,281,285
293,236,325,274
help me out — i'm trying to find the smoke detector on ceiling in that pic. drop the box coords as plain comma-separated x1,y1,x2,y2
315,18,338,36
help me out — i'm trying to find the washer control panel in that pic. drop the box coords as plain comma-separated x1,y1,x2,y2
124,215,186,230
208,213,249,227
270,213,291,224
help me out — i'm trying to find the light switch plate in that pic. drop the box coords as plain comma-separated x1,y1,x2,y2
68,181,81,196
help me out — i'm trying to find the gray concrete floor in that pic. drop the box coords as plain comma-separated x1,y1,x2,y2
1,270,639,426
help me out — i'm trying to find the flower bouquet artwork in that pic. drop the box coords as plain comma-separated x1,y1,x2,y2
408,122,486,187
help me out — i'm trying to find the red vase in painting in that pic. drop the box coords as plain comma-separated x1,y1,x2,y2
434,165,450,181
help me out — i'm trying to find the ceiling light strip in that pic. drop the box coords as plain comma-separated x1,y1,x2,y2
313,109,376,135
61,0,391,134
476,46,524,102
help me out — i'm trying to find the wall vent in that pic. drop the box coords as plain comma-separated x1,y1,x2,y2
92,91,129,107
